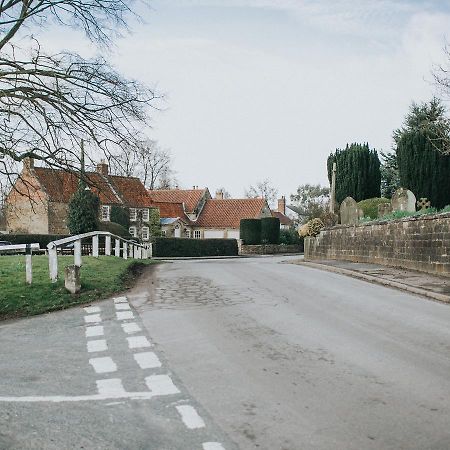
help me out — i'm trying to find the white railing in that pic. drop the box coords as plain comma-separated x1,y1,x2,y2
47,231,152,283
0,243,40,284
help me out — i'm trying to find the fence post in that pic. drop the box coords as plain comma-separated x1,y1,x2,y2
74,239,82,267
149,243,153,258
25,244,32,285
92,235,99,257
115,239,120,257
105,235,111,256
123,242,128,260
48,246,58,282
129,245,133,258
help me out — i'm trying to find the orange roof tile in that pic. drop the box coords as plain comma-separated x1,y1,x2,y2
272,211,293,226
152,202,191,223
148,189,209,213
109,175,152,207
194,198,269,228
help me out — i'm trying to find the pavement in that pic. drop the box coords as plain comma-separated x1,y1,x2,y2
2,255,450,449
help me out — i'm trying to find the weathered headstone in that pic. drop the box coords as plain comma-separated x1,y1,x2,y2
378,202,392,218
391,188,416,213
340,197,359,225
417,197,431,211
65,265,81,294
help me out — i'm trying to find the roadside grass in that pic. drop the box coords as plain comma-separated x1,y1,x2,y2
0,255,155,320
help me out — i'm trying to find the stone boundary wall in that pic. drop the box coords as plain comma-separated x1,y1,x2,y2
239,243,303,255
304,212,450,276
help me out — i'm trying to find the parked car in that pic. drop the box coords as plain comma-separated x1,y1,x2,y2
0,240,12,246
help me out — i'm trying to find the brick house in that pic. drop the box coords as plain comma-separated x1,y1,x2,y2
271,196,294,230
5,159,158,240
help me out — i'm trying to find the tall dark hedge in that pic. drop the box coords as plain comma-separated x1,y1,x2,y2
153,238,238,257
395,99,450,209
240,219,261,245
260,217,280,244
327,143,381,204
67,187,100,234
110,206,130,229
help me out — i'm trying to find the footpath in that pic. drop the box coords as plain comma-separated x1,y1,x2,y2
291,258,450,304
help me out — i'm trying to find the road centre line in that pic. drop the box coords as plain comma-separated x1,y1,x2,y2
176,405,206,429
145,374,180,396
202,443,226,450
121,322,141,334
85,325,104,337
127,336,151,349
89,357,117,374
87,339,108,353
133,352,161,369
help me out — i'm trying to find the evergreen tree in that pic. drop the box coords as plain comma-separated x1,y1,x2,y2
395,99,450,209
327,143,381,204
380,151,400,198
67,187,100,235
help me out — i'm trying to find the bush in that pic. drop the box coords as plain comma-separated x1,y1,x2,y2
357,197,390,219
110,206,130,229
279,228,301,245
98,222,131,239
299,218,324,237
240,219,261,245
0,234,69,248
153,238,238,257
260,217,280,244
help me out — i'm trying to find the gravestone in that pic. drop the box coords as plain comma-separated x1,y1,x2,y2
378,202,392,218
340,197,359,225
417,197,431,211
391,188,416,213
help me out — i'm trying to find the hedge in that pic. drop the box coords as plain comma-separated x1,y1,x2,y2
261,217,280,244
0,234,69,247
240,219,261,245
98,221,131,239
357,197,390,219
153,238,238,257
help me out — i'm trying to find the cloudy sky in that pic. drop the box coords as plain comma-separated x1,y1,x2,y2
44,1,450,199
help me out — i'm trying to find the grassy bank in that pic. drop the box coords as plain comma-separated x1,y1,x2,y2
0,255,155,320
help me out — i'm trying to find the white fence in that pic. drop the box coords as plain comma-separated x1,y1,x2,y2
0,243,40,284
47,231,152,283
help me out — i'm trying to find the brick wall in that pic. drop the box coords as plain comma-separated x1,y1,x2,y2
304,213,450,276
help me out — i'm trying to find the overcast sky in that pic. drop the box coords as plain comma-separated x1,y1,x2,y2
42,0,450,199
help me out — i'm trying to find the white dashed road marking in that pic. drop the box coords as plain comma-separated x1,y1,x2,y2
96,378,127,396
115,303,131,311
84,314,101,324
145,375,180,396
84,306,101,314
133,352,161,369
127,336,151,349
87,339,108,353
176,405,206,429
89,357,117,374
121,322,141,334
116,311,134,321
114,296,128,303
85,325,104,337
202,443,226,450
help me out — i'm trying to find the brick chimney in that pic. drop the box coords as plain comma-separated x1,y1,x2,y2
96,160,108,176
23,157,34,172
277,196,286,214
215,190,224,200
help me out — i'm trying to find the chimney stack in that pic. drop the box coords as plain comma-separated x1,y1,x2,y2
215,190,224,200
277,196,286,215
96,160,108,176
23,157,34,172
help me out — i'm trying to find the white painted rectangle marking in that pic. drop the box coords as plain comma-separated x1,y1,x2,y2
133,352,161,369
87,339,108,353
115,303,131,311
89,357,117,374
85,325,104,337
121,322,141,334
114,297,128,303
84,306,101,314
176,405,205,429
84,314,101,324
203,443,225,450
127,336,151,349
116,311,134,321
145,375,180,396
96,378,126,396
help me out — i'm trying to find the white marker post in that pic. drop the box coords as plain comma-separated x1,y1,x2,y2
92,235,99,257
25,244,33,285
114,239,120,257
123,242,128,260
74,239,82,267
48,246,58,283
105,235,111,256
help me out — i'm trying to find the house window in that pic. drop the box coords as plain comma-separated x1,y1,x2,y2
142,208,149,222
101,205,110,222
194,230,201,239
185,229,191,238
161,230,166,237
129,208,137,222
129,226,137,238
142,226,149,241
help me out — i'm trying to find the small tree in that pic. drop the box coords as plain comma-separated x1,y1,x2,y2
290,184,329,223
380,152,400,198
245,179,278,207
67,187,100,235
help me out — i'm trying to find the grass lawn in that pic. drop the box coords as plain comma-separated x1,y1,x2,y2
0,255,156,320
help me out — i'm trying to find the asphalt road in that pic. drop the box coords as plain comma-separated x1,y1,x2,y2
1,256,450,450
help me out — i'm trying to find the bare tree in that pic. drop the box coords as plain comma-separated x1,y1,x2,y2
245,179,278,207
0,0,159,189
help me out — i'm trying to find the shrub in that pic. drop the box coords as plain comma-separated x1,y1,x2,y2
357,197,390,219
240,219,261,245
98,222,131,239
260,217,280,244
300,218,324,237
67,187,100,234
153,238,238,257
279,229,301,245
110,206,130,229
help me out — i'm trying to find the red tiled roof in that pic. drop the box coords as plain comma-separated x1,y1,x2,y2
109,175,152,207
194,198,269,228
148,189,209,213
272,211,293,226
152,202,191,223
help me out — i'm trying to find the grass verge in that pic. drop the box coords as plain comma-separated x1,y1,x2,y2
0,255,156,320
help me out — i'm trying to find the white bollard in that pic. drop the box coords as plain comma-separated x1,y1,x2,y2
25,244,33,285
115,239,120,257
92,235,99,257
105,235,111,256
133,245,138,259
148,243,153,258
74,239,82,267
123,242,128,260
48,247,58,282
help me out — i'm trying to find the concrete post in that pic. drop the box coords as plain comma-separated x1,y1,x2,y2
114,239,120,257
64,265,81,294
133,245,138,259
48,247,58,282
105,235,111,256
92,235,99,257
74,239,82,267
330,162,337,213
25,244,32,285
148,243,153,258
123,242,128,260
129,245,133,258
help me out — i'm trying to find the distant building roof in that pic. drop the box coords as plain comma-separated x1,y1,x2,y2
272,211,294,226
148,188,210,213
152,201,191,224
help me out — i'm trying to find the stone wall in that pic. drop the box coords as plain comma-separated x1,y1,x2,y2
304,213,450,276
239,243,303,255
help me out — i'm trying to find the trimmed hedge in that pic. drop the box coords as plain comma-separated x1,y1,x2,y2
0,234,69,247
98,221,131,239
153,238,238,257
261,217,280,244
240,219,261,245
357,197,390,219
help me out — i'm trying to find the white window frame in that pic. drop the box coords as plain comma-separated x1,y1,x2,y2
194,230,201,239
101,205,110,222
142,226,149,241
142,208,150,222
129,226,137,238
129,208,137,222
185,229,191,238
